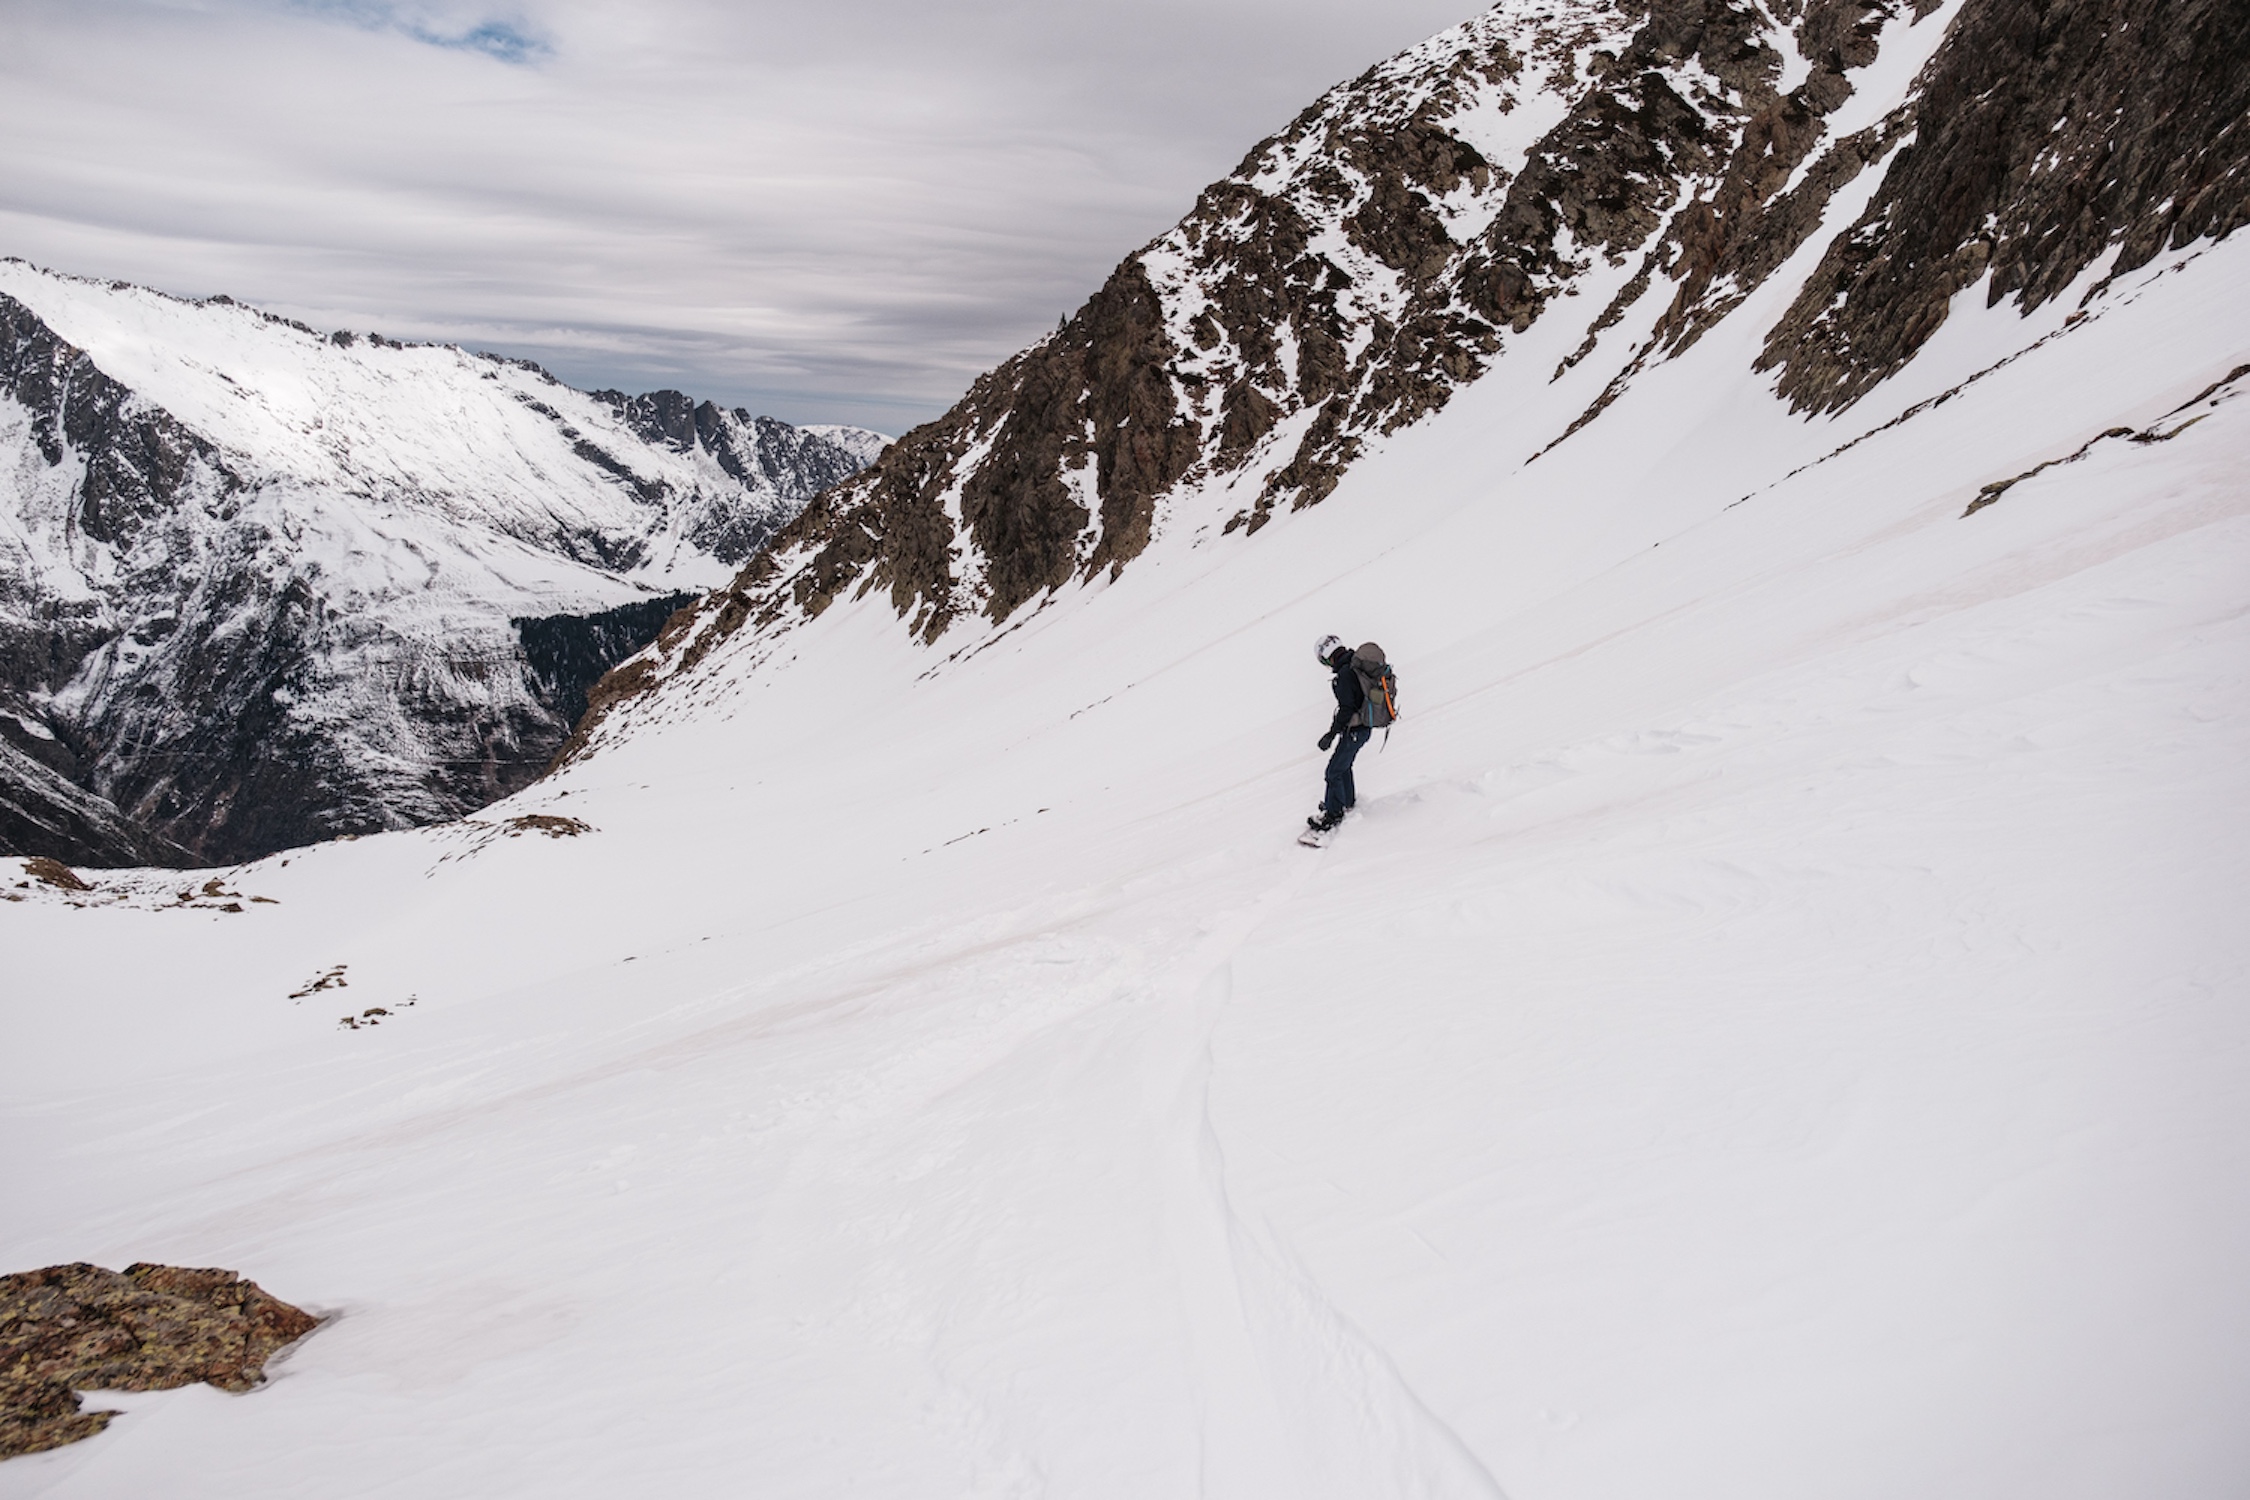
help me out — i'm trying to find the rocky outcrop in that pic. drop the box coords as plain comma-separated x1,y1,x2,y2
0,734,189,867
0,264,887,865
377,1,2250,764
1533,0,1943,443
1960,362,2250,516
769,261,1201,640
564,0,1944,733
1760,0,2250,409
0,1263,319,1459
517,592,697,732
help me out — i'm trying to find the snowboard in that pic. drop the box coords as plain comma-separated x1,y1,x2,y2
1298,822,1335,848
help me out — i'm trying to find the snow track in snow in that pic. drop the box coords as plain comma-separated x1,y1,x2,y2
5,78,2249,1500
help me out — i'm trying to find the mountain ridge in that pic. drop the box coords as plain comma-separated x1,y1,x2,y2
568,0,2247,765
0,261,885,865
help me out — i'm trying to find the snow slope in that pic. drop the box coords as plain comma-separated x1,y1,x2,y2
4,181,2248,1500
0,262,885,861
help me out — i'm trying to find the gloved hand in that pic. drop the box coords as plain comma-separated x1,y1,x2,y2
1318,731,1336,751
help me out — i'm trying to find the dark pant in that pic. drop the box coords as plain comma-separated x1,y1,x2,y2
1323,726,1372,820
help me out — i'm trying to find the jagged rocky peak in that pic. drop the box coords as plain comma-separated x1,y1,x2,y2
631,0,1921,658
584,0,2247,745
0,261,887,866
592,387,889,564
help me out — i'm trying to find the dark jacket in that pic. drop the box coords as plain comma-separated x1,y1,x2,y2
1328,658,1366,736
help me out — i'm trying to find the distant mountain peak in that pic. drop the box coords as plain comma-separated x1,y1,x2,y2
0,262,886,865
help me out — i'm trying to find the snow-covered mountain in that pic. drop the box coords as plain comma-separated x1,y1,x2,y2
4,2,2247,1496
596,0,2245,691
0,261,885,865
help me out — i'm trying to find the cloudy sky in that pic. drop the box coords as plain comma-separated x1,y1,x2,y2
0,0,1478,431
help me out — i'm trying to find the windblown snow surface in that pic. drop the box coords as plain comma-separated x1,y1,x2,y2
7,115,2250,1500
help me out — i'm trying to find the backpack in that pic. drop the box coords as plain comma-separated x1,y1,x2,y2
1350,643,1398,731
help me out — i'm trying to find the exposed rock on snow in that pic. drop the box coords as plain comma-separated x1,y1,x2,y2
0,1263,319,1458
3,854,282,913
1960,362,2250,516
1761,0,2250,411
590,0,2249,754
0,265,885,865
503,813,592,838
19,854,91,891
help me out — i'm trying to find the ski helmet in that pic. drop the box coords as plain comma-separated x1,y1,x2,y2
1314,633,1345,665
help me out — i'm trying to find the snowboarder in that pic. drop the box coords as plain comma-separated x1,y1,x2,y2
1308,633,1371,836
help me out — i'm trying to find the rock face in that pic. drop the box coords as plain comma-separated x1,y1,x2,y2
593,390,885,564
1758,0,2250,409
0,263,885,866
571,0,2248,751
0,734,188,868
688,0,1939,638
516,592,698,732
0,1263,320,1459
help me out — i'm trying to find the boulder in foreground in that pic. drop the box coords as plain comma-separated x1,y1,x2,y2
0,1263,320,1459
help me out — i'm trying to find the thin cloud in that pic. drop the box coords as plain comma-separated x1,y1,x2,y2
0,0,1480,430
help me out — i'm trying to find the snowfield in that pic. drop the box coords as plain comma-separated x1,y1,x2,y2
6,118,2250,1500
6,223,2245,1495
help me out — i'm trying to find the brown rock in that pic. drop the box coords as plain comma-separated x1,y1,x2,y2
1,1262,320,1460
19,857,90,892
1762,0,2250,413
505,813,592,838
